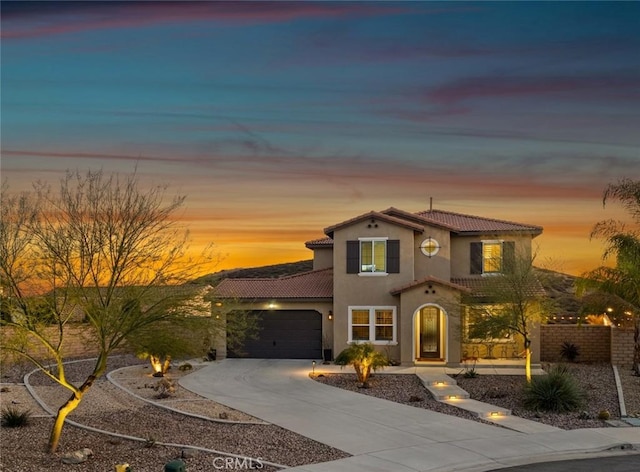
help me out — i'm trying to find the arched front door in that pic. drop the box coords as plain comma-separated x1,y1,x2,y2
418,306,443,360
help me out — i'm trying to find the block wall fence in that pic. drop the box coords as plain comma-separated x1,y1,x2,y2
540,324,635,366
0,325,128,368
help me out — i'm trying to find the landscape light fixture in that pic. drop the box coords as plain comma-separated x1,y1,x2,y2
312,360,316,375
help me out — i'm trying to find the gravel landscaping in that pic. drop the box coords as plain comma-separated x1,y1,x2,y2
456,363,621,429
312,372,496,425
0,356,349,471
1,357,638,471
315,363,636,430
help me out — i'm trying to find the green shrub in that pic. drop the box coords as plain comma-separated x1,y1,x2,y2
523,365,585,412
335,342,388,388
1,406,32,428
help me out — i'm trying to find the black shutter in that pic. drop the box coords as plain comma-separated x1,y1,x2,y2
346,240,359,274
503,241,515,273
387,240,400,273
470,242,482,274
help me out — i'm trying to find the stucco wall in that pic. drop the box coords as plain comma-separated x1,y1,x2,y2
450,233,533,278
331,218,417,356
413,225,452,281
312,246,333,270
397,284,463,366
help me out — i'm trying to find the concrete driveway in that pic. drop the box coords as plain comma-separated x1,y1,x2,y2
180,359,639,472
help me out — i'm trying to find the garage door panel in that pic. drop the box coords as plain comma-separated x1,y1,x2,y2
228,310,322,359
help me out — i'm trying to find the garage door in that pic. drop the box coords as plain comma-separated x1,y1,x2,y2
228,310,322,359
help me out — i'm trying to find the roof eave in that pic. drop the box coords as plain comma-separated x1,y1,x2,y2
324,210,425,237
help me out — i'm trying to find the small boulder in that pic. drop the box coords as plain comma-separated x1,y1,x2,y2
181,448,198,459
61,447,93,464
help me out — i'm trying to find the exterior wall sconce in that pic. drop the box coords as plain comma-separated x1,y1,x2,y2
328,311,333,320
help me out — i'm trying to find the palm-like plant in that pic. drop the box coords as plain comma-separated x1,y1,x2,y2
334,342,388,388
579,179,640,374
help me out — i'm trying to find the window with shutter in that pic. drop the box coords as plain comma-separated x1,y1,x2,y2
471,240,515,275
503,241,515,273
386,240,400,273
470,242,483,274
346,240,359,274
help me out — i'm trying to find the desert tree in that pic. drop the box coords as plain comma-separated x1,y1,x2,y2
125,287,211,376
129,293,259,374
0,169,213,452
465,251,549,382
578,178,640,374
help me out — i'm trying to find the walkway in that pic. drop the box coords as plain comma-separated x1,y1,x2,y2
180,359,640,472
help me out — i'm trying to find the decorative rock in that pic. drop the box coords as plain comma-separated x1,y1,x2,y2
61,447,93,464
181,448,198,459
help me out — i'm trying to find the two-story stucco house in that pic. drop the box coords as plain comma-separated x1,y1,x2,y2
214,207,543,367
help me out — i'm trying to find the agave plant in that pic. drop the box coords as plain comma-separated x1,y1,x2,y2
1,406,32,428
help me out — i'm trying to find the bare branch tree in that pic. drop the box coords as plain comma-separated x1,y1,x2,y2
1,170,213,452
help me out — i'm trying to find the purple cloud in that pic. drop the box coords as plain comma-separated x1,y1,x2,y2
428,74,640,107
1,1,410,40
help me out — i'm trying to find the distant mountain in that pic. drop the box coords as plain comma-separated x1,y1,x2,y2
535,268,582,319
193,260,314,286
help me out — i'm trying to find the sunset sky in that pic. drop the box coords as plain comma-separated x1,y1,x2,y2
2,1,638,276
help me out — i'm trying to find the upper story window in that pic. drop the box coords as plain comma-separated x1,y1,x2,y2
360,238,386,273
483,241,503,273
346,239,400,275
470,240,515,275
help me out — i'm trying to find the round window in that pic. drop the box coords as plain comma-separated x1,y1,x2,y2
420,237,440,257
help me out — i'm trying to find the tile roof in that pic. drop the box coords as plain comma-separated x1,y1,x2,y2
390,276,471,295
305,207,541,249
324,211,424,237
452,277,546,297
213,268,333,299
414,209,543,235
305,237,333,248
